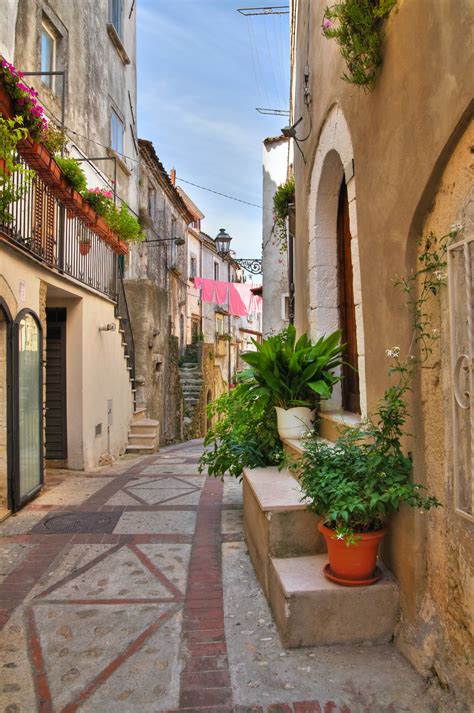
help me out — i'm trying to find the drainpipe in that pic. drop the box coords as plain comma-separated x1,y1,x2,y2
288,204,295,325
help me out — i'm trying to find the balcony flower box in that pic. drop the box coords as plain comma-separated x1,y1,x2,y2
0,80,13,118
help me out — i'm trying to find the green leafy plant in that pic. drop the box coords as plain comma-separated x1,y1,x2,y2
199,378,283,480
322,0,395,90
42,124,66,155
240,324,344,408
0,115,35,223
55,156,87,194
104,202,144,242
273,176,295,251
296,225,466,540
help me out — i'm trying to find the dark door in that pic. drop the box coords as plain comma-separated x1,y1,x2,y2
45,308,67,460
337,180,360,413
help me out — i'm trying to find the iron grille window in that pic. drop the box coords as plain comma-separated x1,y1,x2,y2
448,233,473,522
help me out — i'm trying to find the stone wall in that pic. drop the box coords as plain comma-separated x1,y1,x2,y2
124,279,183,445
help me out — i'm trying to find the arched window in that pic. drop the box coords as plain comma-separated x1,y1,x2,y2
13,309,43,508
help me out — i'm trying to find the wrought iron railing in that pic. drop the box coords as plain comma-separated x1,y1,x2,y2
0,155,117,300
116,264,136,386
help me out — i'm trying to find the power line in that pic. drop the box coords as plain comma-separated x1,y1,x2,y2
176,178,262,209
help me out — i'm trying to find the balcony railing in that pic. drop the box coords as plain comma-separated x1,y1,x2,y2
1,154,118,300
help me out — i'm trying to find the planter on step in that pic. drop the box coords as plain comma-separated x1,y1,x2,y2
318,521,387,586
275,406,315,440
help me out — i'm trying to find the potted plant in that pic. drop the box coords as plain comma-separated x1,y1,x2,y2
240,325,344,440
78,236,92,256
297,376,441,586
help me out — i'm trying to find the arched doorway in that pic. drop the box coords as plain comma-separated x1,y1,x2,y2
13,309,43,509
0,299,13,512
337,180,360,413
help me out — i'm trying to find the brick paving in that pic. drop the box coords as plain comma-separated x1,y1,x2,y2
0,441,446,712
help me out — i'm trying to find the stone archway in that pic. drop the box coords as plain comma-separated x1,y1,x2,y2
307,105,367,416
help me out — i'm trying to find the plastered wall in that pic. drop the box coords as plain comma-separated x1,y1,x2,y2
0,242,133,471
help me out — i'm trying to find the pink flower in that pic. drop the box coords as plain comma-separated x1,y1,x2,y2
323,18,333,29
17,98,24,105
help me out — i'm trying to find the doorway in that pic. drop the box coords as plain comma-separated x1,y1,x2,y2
337,180,360,413
0,301,12,512
13,310,43,508
45,308,68,462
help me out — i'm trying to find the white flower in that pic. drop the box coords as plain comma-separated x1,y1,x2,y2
336,533,345,540
450,223,464,234
432,328,439,335
434,270,447,281
385,346,401,358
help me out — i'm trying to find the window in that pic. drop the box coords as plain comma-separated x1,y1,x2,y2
214,262,220,281
170,216,177,267
148,187,156,220
215,313,225,335
110,109,124,156
41,24,56,90
110,0,123,38
190,255,197,279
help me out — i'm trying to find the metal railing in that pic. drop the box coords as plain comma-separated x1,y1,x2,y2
0,155,117,300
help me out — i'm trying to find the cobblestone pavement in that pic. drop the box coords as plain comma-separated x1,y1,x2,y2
0,440,446,712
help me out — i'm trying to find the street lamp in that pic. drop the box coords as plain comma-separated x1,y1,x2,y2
215,228,232,256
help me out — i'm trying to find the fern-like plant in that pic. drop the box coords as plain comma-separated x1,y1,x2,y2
0,115,35,223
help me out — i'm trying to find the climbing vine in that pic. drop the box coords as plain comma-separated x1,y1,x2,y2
272,175,295,252
0,115,35,223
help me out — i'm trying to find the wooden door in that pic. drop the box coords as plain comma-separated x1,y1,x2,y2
337,181,360,413
45,308,67,460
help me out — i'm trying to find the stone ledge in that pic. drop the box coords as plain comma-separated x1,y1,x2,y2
269,553,399,647
243,466,308,512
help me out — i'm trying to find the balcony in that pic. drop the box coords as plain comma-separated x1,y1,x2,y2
0,154,121,299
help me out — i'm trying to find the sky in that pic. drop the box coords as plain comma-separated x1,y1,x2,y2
137,0,290,259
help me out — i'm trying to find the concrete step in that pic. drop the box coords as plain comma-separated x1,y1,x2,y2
243,467,324,597
130,419,159,435
132,407,147,423
319,410,362,442
268,554,399,648
128,433,158,447
125,444,156,454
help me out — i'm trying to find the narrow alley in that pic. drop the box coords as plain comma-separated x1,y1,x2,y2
0,443,446,713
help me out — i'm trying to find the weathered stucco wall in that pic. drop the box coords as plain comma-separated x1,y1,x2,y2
291,2,474,706
262,136,290,337
394,121,474,704
14,0,138,214
0,243,133,470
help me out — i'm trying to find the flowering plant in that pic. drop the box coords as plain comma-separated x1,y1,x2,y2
295,225,465,539
0,115,35,223
0,56,48,140
83,187,114,216
55,156,87,194
103,201,144,242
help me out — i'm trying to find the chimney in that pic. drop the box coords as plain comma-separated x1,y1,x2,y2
170,167,176,186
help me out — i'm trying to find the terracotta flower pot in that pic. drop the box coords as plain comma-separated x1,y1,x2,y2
318,521,387,586
79,240,91,256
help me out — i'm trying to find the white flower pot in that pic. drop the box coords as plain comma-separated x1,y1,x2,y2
275,406,315,440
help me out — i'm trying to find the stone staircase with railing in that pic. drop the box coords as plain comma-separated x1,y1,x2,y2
243,409,399,648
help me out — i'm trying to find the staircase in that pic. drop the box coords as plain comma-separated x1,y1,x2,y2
243,410,399,649
179,345,203,432
126,407,160,454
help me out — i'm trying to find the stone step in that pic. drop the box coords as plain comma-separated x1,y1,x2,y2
125,444,156,454
318,410,362,443
182,387,201,395
184,398,198,407
132,407,147,423
268,554,399,648
282,436,335,461
128,433,158,447
243,467,324,597
130,419,159,435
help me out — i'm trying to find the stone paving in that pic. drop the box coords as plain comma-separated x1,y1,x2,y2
0,440,451,712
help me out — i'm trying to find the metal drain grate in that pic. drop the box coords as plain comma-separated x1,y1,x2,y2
31,511,121,534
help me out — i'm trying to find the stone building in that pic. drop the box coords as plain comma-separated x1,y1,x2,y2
0,0,139,513
125,139,193,445
284,0,473,706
